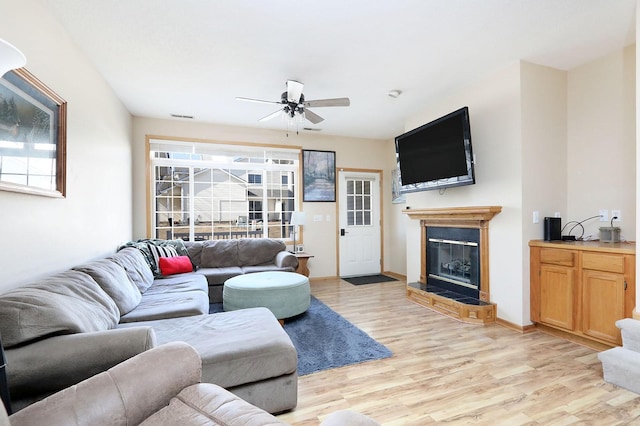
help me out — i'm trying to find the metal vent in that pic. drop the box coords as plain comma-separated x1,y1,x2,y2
170,114,194,119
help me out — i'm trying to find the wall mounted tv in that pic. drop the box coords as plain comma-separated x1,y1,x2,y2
395,106,475,193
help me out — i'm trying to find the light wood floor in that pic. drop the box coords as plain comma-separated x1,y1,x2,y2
276,278,640,425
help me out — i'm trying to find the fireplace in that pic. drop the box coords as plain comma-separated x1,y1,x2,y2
403,206,501,324
427,227,480,299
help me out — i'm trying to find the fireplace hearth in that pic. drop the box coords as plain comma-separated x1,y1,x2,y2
403,206,501,324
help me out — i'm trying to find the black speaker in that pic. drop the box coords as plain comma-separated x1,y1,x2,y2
544,217,561,241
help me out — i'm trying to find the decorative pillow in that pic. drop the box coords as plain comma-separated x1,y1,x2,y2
118,239,192,277
159,256,194,276
148,244,178,268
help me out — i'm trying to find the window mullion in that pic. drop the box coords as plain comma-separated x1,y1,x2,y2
188,166,195,241
262,170,269,238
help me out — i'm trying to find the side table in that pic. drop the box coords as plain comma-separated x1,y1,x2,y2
294,253,313,277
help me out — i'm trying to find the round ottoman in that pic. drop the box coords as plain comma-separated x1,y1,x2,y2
223,271,311,321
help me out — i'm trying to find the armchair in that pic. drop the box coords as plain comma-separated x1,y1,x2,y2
3,342,379,426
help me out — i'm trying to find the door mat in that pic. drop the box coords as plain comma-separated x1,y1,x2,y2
342,274,398,285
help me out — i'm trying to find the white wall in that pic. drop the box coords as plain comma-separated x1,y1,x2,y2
0,0,133,291
399,48,635,327
567,45,636,241
520,62,568,324
401,62,524,325
131,117,388,279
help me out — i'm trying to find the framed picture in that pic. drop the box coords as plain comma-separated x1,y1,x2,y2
0,68,67,197
302,149,336,202
391,167,405,204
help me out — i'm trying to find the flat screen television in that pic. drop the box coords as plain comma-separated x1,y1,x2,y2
395,106,475,193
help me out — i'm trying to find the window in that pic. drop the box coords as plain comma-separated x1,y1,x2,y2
248,173,262,184
149,139,299,241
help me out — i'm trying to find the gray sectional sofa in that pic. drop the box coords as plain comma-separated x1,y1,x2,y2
183,238,299,302
0,239,298,414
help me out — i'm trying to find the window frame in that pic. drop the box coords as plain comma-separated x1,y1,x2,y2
146,137,302,243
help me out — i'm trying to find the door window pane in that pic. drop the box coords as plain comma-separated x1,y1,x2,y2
346,178,373,226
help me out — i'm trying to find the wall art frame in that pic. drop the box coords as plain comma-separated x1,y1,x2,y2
302,149,336,202
0,68,67,197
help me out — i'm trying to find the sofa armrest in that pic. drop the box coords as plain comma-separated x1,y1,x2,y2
6,327,156,402
9,342,201,426
274,250,298,269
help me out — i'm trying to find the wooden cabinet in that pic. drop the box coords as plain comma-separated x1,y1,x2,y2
530,240,635,346
540,264,576,330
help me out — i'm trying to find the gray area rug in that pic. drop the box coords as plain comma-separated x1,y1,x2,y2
210,296,392,375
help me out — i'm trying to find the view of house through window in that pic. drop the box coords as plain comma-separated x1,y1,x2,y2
149,139,299,242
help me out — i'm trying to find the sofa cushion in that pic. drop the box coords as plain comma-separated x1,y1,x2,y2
109,247,155,293
237,238,287,266
159,256,193,276
0,270,120,348
183,241,204,267
143,274,208,296
200,240,239,268
119,290,209,323
241,264,295,274
194,267,243,286
123,308,297,388
140,383,288,426
74,259,142,315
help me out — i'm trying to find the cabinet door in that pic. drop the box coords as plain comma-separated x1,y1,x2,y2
540,265,575,331
582,270,625,345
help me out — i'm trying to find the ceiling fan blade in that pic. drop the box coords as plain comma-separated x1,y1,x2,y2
304,108,324,124
236,97,282,105
259,109,283,122
286,80,304,103
303,97,350,108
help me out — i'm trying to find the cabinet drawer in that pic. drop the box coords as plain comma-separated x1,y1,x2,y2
582,252,624,273
540,248,575,267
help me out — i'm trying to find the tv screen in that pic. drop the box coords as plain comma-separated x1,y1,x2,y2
395,106,475,193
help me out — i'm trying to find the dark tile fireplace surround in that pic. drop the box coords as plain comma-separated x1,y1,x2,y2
403,206,502,324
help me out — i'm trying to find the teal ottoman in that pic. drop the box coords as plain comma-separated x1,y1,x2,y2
223,271,311,323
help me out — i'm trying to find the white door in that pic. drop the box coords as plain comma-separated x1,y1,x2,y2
338,171,381,277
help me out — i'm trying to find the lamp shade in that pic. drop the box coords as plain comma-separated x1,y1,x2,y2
0,39,26,78
290,211,306,226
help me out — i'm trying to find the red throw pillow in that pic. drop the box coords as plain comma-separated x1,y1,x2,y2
158,255,193,276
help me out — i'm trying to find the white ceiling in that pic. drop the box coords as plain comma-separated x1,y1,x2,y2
41,0,636,140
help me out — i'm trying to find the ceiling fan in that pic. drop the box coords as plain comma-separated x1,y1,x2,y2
236,80,350,124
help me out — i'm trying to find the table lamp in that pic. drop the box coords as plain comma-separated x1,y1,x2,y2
290,211,306,253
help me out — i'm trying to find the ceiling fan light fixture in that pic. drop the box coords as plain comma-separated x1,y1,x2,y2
238,80,348,127
387,89,402,99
